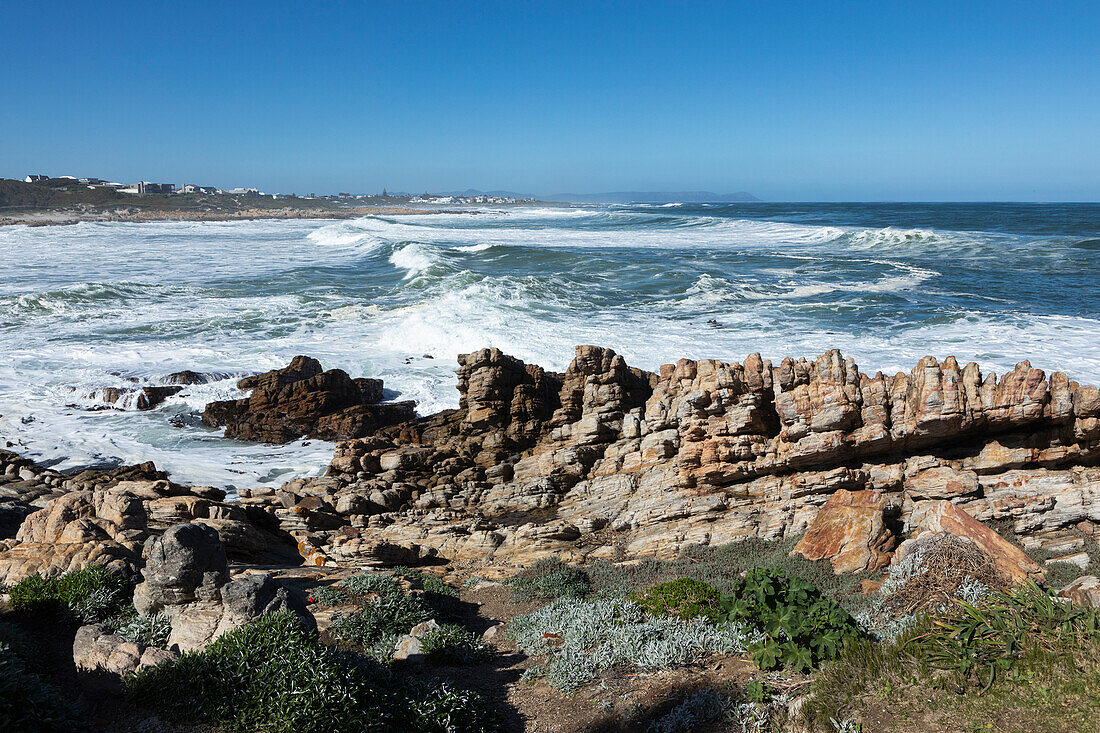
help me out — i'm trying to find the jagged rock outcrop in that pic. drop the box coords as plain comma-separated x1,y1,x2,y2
262,346,1099,570
202,355,416,443
0,452,297,584
133,523,315,651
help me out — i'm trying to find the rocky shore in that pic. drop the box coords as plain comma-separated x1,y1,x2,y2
0,205,442,227
2,344,1099,732
4,343,1098,588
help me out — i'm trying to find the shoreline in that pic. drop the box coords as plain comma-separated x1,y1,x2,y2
0,205,457,228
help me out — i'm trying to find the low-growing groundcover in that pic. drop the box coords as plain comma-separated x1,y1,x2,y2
585,536,872,615
329,591,434,646
7,564,132,623
505,556,592,601
508,597,759,691
127,610,496,733
420,623,492,665
632,578,724,623
805,582,1100,731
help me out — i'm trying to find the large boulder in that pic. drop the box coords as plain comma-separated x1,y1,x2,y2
790,489,896,573
898,500,1044,583
201,355,416,443
0,491,143,584
133,523,229,614
131,522,314,652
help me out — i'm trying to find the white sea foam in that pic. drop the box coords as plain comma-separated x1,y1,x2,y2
389,242,442,278
0,207,1095,488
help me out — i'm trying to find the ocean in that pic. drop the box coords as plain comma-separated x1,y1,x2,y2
1,203,1097,489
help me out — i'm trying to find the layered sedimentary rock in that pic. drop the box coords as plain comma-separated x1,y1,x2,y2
257,346,1099,570
202,355,416,443
3,345,1098,581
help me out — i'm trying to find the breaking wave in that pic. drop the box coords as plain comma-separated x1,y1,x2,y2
0,203,1097,487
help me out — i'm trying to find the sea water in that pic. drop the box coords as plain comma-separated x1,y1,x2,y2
1,203,1097,489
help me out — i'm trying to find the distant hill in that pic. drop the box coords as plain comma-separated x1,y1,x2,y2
543,191,761,204
0,178,125,209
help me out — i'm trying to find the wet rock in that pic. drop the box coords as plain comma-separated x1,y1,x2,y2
201,355,415,443
163,370,223,385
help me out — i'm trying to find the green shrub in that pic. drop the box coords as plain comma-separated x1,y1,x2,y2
396,679,497,732
389,569,461,619
329,594,433,646
633,578,724,622
804,582,1100,730
342,572,403,599
8,565,131,623
419,624,490,665
310,585,351,606
0,640,81,732
899,580,1100,689
505,557,591,602
126,611,495,732
721,567,861,672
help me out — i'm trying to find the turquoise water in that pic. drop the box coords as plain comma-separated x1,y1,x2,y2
0,203,1097,487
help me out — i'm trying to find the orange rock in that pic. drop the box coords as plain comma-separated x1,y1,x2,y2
902,500,1044,583
860,578,884,595
790,489,896,573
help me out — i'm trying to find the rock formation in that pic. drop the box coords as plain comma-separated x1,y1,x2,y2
201,355,416,443
790,489,896,573
0,450,296,584
247,346,1099,572
73,623,179,690
132,523,314,651
2,345,1098,586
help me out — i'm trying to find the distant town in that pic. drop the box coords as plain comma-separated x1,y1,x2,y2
19,174,536,205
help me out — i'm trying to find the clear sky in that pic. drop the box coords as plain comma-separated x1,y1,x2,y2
3,1,1098,201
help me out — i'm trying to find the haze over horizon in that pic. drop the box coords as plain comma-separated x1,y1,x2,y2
3,1,1098,201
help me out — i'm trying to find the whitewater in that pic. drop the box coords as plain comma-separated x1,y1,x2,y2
1,203,1097,488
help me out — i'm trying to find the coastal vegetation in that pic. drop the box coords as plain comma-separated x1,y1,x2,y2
126,610,496,733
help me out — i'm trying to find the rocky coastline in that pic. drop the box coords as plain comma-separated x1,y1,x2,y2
2,344,1099,731
0,205,444,227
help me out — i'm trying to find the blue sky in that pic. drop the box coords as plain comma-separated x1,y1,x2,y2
2,1,1098,200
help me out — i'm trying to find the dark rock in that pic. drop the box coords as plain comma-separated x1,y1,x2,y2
0,499,34,539
201,356,415,443
164,370,213,385
220,573,316,634
135,386,183,410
